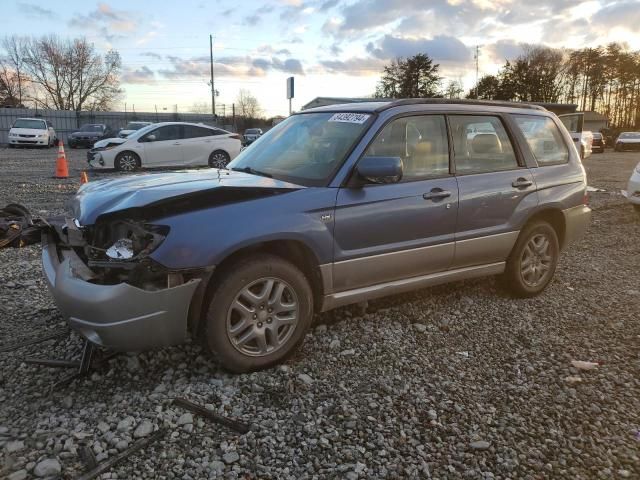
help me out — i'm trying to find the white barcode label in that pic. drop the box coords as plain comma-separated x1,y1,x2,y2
328,113,370,124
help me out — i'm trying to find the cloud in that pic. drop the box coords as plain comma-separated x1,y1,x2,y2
141,51,163,61
319,56,386,76
243,4,274,25
591,0,640,32
367,35,472,63
252,57,305,75
121,66,155,84
17,2,55,18
68,2,137,41
257,45,292,56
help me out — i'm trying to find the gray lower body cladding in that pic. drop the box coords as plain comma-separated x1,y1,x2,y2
42,233,201,351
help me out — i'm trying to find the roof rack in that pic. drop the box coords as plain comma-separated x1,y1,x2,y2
375,98,546,112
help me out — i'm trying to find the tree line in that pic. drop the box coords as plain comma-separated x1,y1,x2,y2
0,35,122,111
375,43,640,129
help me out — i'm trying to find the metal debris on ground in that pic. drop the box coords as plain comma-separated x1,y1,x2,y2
75,429,166,480
0,203,48,249
173,397,251,434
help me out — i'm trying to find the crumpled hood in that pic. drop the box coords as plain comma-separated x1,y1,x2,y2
72,169,303,225
93,137,127,148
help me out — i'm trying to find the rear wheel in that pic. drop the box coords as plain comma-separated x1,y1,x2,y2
204,254,313,373
115,151,140,172
208,150,230,169
502,220,559,298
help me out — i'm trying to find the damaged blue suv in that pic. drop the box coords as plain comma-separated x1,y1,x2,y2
43,99,591,372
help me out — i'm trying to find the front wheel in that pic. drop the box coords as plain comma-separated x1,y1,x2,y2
115,151,140,172
204,254,313,373
208,150,230,169
502,220,559,298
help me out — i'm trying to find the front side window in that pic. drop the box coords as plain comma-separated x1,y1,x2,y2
13,119,46,130
227,112,371,187
449,115,518,173
363,115,449,181
146,125,181,141
513,115,569,165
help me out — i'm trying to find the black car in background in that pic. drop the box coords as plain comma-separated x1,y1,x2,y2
591,132,605,153
68,124,114,148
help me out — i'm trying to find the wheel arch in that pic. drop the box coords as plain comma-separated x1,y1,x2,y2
189,238,324,336
522,208,566,250
115,150,141,169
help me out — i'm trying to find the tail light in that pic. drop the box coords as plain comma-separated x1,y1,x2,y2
229,134,241,140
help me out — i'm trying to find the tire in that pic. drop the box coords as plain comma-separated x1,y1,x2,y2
115,151,141,172
502,220,559,298
208,150,230,169
204,254,314,373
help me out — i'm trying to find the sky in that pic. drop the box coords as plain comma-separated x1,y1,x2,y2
4,0,640,116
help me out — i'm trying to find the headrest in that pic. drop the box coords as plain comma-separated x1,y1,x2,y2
472,134,501,154
414,141,433,155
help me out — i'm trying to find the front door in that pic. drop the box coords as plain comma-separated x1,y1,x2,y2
448,114,537,268
141,124,184,166
333,114,458,292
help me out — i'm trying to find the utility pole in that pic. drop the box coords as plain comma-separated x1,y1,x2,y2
232,103,236,132
209,34,215,119
475,45,480,99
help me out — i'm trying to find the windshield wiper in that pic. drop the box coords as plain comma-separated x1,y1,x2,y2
231,166,273,178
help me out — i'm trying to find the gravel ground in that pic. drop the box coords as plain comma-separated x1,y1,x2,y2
0,146,639,479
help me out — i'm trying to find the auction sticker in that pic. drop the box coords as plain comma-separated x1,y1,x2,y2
328,113,370,124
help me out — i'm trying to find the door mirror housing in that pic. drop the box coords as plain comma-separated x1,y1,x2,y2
145,134,156,142
355,156,403,185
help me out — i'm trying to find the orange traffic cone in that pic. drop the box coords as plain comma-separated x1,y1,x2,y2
80,171,89,185
54,139,69,179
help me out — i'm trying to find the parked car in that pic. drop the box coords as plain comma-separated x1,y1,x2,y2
243,128,263,145
559,113,592,159
621,162,640,213
119,121,153,138
591,132,605,153
87,122,241,171
43,99,591,372
8,118,56,148
68,124,114,149
614,132,640,151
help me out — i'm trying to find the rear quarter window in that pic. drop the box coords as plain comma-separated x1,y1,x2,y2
513,115,569,165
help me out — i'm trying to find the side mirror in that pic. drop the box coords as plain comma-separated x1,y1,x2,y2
145,134,156,142
355,156,403,184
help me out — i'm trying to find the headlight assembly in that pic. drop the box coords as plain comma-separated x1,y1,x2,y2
93,221,169,261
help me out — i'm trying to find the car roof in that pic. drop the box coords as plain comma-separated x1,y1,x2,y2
302,98,547,115
15,117,47,121
146,121,218,128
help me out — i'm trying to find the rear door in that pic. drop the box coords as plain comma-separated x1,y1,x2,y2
450,114,536,268
182,125,217,166
140,124,184,166
333,114,459,292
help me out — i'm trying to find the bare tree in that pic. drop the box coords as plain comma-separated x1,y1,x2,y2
11,35,122,111
236,89,262,118
190,101,211,114
1,36,28,106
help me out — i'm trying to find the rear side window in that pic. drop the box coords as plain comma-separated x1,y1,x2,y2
184,125,215,138
449,115,518,173
364,115,450,181
513,115,569,165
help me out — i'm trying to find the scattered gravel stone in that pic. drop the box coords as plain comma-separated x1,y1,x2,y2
413,323,427,333
33,458,61,477
298,373,313,385
97,421,111,434
470,440,491,451
133,420,154,438
8,470,28,480
222,451,239,464
116,417,134,432
177,413,193,426
329,339,341,350
210,460,225,473
5,440,24,453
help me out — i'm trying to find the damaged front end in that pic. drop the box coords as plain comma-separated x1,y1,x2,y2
43,215,209,352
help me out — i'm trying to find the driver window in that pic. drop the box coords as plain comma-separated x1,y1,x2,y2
363,115,450,181
146,125,181,142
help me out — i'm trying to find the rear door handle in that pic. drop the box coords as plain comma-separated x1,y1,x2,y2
423,189,451,200
512,178,533,188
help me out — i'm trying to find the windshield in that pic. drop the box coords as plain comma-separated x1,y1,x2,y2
13,119,46,130
128,123,159,139
620,132,640,139
228,112,372,187
125,122,149,130
245,129,260,134
79,124,104,132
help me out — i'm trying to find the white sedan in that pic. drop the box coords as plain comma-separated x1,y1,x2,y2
87,122,242,171
622,161,640,214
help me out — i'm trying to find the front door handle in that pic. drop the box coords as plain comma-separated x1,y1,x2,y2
423,189,451,200
512,178,533,188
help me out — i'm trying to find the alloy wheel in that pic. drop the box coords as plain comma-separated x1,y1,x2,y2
210,152,229,169
118,154,137,171
226,277,299,357
520,233,553,287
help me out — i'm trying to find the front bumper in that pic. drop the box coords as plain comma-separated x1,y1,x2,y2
87,150,108,168
42,233,201,351
622,171,640,205
561,204,592,250
9,137,47,145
